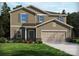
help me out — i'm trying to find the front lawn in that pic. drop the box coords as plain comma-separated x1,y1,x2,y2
0,43,71,56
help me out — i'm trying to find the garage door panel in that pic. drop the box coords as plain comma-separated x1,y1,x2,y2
41,31,66,43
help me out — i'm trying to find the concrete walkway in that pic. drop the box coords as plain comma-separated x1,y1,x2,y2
44,42,79,56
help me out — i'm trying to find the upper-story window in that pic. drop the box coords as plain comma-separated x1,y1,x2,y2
58,16,64,22
20,13,29,23
37,15,45,23
15,29,22,39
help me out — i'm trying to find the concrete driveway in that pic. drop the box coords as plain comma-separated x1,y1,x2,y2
44,42,79,56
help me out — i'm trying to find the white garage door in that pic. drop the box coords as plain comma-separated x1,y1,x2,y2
41,30,66,43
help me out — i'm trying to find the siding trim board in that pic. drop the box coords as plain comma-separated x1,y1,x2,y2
10,25,36,28
36,14,47,16
9,7,36,14
41,30,67,32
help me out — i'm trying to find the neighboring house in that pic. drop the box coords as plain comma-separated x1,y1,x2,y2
10,5,73,43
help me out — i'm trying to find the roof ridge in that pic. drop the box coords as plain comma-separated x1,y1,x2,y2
9,5,67,16
46,11,60,14
27,5,49,14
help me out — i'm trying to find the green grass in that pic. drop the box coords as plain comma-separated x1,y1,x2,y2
0,43,71,56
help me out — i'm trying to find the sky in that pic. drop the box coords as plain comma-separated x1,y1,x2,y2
0,2,79,13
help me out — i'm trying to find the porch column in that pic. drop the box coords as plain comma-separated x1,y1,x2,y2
25,28,27,40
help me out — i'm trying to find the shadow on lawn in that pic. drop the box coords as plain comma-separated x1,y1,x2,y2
10,50,54,56
0,44,71,56
0,44,5,56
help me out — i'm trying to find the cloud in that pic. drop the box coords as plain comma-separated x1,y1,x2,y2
7,2,79,13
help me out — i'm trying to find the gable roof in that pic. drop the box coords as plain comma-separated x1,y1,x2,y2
46,11,60,14
27,5,67,16
35,18,73,28
9,5,67,16
9,5,47,14
27,5,48,14
9,7,23,13
9,7,37,14
26,5,67,16
9,5,73,28
54,19,73,28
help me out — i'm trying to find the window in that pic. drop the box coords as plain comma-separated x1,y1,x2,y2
37,15,44,23
20,13,28,23
58,16,64,22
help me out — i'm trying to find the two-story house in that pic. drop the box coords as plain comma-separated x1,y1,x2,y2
10,5,73,43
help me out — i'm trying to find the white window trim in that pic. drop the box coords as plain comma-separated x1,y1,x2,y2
58,16,64,22
37,15,45,23
39,19,44,23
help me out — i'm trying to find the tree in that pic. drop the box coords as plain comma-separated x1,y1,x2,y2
13,5,22,9
0,3,2,15
62,10,66,14
0,3,5,37
1,2,10,38
0,16,5,37
67,12,79,38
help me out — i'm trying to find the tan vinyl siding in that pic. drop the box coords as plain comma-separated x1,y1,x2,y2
10,27,21,39
44,15,66,23
10,9,36,25
10,8,67,26
36,21,71,39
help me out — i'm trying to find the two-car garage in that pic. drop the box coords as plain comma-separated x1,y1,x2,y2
36,19,73,43
41,30,66,43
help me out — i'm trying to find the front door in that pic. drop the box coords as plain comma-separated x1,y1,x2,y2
27,28,36,41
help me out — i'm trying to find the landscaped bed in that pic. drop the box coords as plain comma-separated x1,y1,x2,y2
0,43,71,56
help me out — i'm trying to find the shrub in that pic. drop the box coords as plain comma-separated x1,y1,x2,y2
65,37,73,42
75,39,79,43
7,40,14,43
66,38,79,44
72,39,76,43
35,40,42,44
0,37,8,43
13,39,24,43
26,40,33,43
